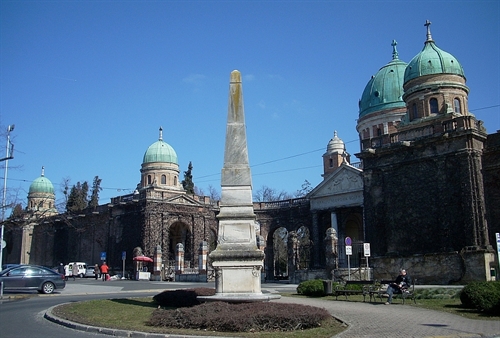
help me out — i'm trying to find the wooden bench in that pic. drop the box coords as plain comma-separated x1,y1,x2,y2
371,279,417,304
334,280,375,302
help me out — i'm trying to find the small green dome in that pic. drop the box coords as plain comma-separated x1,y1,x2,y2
29,168,54,194
404,21,465,84
142,127,178,164
359,40,407,118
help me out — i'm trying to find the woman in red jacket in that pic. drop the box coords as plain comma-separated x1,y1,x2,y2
100,261,109,281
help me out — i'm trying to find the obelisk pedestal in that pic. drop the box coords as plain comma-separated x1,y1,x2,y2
199,70,279,302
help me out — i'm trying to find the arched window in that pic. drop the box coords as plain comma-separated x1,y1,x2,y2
174,176,177,186
454,98,461,114
412,103,418,120
161,175,166,184
429,98,439,114
147,175,152,185
329,158,333,167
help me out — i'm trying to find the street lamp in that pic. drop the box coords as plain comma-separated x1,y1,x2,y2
1,124,15,268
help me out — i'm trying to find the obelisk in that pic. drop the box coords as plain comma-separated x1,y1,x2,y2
202,70,279,302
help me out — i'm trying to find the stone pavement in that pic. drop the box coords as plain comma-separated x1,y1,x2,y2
43,282,500,338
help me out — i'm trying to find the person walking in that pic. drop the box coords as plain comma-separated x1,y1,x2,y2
57,263,65,276
64,264,70,281
100,261,109,281
94,263,100,280
72,263,78,281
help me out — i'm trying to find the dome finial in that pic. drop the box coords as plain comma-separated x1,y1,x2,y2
159,126,163,141
334,130,338,138
41,166,45,177
391,40,399,60
424,20,433,42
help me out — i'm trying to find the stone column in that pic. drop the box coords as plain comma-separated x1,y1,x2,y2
152,245,162,281
175,243,184,275
287,231,298,278
198,241,208,274
324,228,338,280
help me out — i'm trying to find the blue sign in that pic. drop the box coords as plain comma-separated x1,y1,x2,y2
345,237,352,246
122,251,126,260
100,251,106,261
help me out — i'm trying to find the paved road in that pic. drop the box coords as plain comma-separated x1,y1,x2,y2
2,279,500,337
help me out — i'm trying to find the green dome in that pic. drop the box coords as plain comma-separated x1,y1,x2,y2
404,21,465,84
142,127,178,164
359,41,407,118
29,171,54,194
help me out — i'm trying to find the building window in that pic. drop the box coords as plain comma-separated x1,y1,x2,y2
174,176,177,186
147,175,152,185
430,98,439,114
412,103,418,120
329,158,333,167
377,128,382,136
454,98,461,114
161,175,166,184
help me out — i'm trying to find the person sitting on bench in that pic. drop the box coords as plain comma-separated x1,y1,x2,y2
384,269,412,305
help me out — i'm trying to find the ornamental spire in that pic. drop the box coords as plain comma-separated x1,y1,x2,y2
391,40,399,60
41,166,45,177
159,126,163,141
424,20,433,42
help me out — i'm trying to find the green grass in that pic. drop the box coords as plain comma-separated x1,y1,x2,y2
52,297,346,338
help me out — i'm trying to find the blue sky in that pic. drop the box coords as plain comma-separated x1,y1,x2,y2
1,0,499,213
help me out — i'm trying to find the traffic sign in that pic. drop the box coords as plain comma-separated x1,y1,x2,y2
363,243,371,257
1,240,6,249
345,237,352,246
100,251,106,261
122,251,126,260
346,245,352,255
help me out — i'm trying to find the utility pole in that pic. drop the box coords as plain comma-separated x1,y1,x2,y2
0,124,15,268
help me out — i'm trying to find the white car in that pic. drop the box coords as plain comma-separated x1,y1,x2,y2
66,262,87,278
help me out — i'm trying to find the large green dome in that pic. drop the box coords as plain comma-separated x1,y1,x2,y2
359,41,407,118
404,21,465,84
142,127,178,164
29,169,54,194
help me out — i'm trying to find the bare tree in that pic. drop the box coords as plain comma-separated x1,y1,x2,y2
253,185,292,202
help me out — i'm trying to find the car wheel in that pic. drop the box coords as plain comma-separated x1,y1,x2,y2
79,273,84,278
42,282,55,294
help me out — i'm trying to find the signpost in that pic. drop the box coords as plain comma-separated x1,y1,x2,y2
100,251,106,262
345,237,352,280
496,233,500,272
364,243,371,280
122,251,126,279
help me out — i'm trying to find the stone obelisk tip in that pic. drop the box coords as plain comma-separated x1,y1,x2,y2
230,70,241,83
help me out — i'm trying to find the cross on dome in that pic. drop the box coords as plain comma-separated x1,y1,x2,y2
425,20,433,42
391,40,399,60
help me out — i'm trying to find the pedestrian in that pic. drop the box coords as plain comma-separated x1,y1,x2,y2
57,262,65,276
94,263,100,280
64,264,70,281
384,269,412,305
72,263,78,281
100,261,109,281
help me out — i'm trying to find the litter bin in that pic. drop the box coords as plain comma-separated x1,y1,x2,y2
323,280,333,295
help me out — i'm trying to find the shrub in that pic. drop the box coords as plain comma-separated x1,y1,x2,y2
296,279,325,297
149,301,331,332
460,281,500,314
153,288,215,308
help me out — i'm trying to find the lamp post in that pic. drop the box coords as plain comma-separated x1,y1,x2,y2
1,124,15,268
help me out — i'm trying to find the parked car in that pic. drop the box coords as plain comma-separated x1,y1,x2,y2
0,264,66,294
66,262,87,278
84,266,96,278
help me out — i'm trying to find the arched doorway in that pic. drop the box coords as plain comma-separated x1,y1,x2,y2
296,226,311,269
273,227,288,279
169,222,192,267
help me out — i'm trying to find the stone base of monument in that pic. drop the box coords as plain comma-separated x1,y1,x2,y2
198,250,281,303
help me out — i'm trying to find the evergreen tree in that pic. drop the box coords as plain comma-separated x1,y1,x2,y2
66,181,89,212
88,176,102,208
9,203,25,220
182,161,195,194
